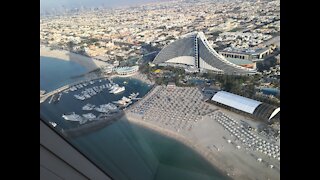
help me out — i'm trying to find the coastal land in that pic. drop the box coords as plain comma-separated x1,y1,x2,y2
124,86,280,180
40,46,153,88
40,46,279,180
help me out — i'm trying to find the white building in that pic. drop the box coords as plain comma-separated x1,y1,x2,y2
113,66,139,76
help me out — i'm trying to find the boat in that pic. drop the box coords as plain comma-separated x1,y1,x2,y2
114,86,125,94
70,86,77,91
94,103,118,113
82,113,96,120
57,93,62,101
113,96,132,106
124,101,132,107
106,83,112,88
110,86,125,94
109,84,119,91
49,121,57,127
82,104,96,111
74,94,85,100
123,81,128,84
129,92,139,99
62,112,83,122
83,93,91,99
40,90,46,95
105,103,118,111
122,96,131,102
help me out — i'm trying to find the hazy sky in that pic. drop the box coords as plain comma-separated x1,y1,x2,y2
40,0,159,12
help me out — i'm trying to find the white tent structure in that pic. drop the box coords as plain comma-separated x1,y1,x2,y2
211,91,262,114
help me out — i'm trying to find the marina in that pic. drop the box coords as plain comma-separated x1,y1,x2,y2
40,76,152,130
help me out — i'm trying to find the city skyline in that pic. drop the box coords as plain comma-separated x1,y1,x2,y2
40,0,161,13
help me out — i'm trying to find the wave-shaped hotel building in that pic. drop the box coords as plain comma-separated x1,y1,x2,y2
153,32,257,75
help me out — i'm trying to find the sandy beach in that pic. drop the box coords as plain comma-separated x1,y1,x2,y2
40,46,107,72
125,111,279,180
124,85,280,180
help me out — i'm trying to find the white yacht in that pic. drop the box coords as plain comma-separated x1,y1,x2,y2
106,83,112,89
94,103,118,113
82,113,96,120
129,92,139,99
83,93,91,99
110,86,125,94
113,96,132,106
62,112,83,122
70,86,77,91
114,86,125,94
49,121,57,127
57,93,62,101
74,94,85,100
82,104,95,111
109,84,119,91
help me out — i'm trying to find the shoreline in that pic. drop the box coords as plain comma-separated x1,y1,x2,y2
41,46,154,86
123,114,231,179
123,85,279,180
40,46,107,72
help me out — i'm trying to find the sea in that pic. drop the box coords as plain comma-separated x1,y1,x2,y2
40,56,229,180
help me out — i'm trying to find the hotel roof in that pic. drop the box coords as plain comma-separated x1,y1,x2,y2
211,91,262,114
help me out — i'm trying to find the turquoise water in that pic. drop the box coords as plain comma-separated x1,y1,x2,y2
40,56,88,91
71,120,229,180
40,57,229,180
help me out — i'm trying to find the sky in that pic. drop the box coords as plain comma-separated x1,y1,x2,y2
40,0,160,12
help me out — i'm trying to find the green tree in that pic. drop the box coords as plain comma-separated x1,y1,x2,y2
67,41,75,51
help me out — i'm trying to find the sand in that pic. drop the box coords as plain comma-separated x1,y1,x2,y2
125,111,279,180
124,86,280,180
40,46,107,71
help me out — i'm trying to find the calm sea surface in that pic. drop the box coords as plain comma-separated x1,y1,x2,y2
40,56,88,91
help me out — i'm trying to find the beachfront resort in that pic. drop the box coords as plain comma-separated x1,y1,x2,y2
40,0,280,178
125,84,280,180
